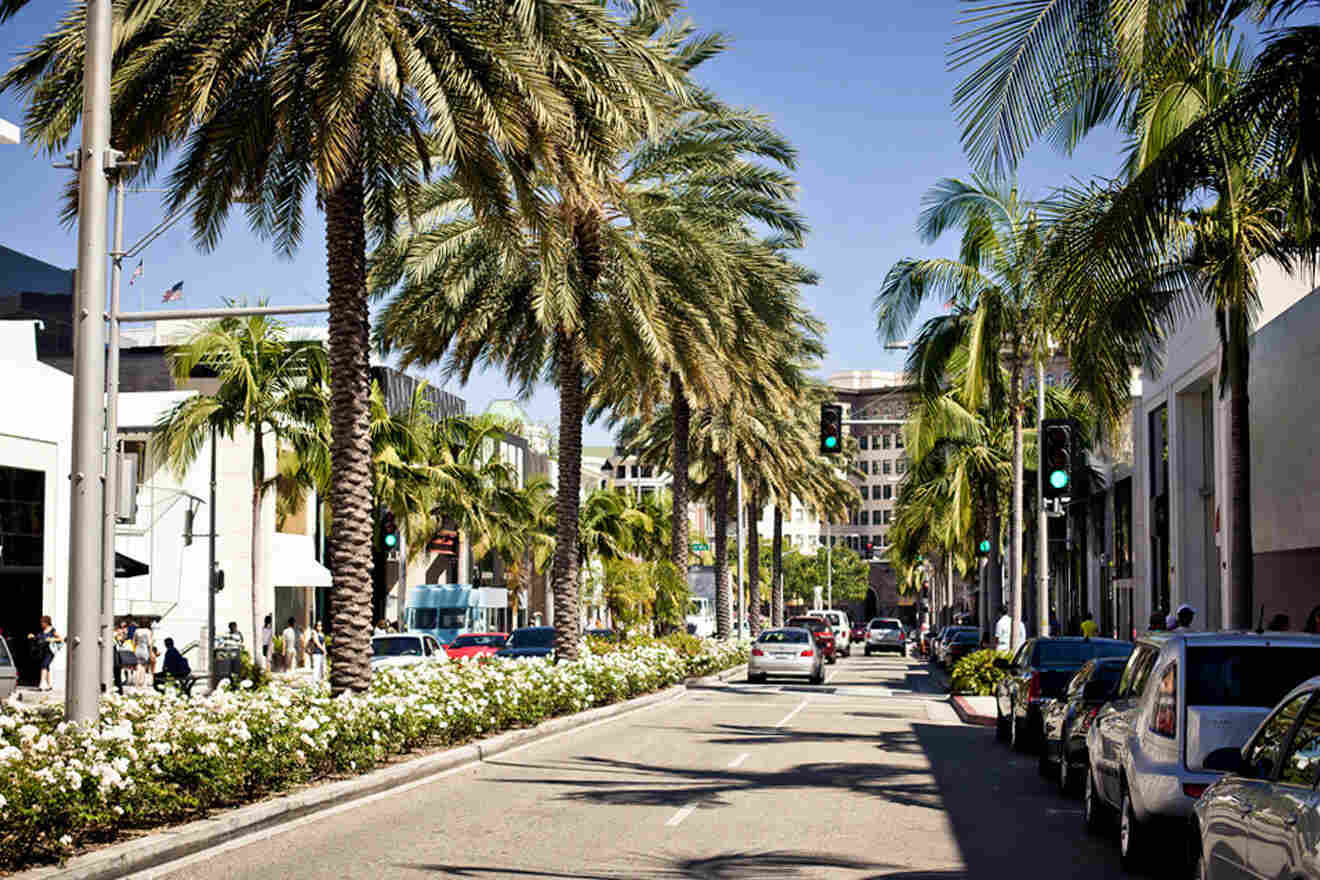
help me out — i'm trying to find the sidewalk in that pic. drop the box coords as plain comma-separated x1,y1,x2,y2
950,695,996,727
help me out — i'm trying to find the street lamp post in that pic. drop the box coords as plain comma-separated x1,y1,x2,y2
735,462,745,641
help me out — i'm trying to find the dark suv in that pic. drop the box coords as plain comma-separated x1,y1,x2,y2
787,616,837,664
994,637,1133,752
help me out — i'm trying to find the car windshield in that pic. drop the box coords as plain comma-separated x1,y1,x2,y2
789,619,826,631
952,632,980,644
758,630,809,644
406,608,468,631
1091,662,1124,689
373,637,423,657
871,620,899,629
1187,646,1320,707
507,629,555,649
451,635,504,648
1033,641,1132,667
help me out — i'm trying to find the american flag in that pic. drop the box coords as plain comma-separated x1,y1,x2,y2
162,281,184,303
129,260,143,286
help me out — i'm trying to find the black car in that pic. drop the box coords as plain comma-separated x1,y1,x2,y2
943,629,983,670
495,626,557,660
994,637,1132,752
1037,654,1130,792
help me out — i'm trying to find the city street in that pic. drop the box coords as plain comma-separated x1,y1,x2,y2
137,654,1126,879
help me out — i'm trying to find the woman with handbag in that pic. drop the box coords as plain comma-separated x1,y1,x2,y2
28,616,63,691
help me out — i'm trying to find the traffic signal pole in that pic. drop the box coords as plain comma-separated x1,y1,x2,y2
1038,359,1050,636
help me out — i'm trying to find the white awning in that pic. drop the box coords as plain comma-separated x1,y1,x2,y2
272,532,332,588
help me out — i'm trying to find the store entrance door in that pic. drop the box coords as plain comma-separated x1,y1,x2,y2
0,465,46,685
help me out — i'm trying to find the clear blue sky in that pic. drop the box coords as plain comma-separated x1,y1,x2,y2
0,1,1127,443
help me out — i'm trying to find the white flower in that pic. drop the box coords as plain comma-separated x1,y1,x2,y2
58,835,72,847
296,716,319,733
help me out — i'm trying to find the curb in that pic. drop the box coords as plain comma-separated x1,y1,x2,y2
16,681,697,880
950,695,996,727
684,663,749,688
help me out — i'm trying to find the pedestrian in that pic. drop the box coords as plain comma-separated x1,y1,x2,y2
281,617,297,670
261,614,273,669
995,611,1024,653
374,619,389,636
111,620,128,694
306,622,326,681
161,637,191,681
1267,613,1290,631
1172,604,1196,631
27,615,63,691
1080,610,1099,639
133,618,154,686
1149,610,1165,631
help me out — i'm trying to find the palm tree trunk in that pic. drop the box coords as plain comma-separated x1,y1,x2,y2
772,505,784,626
1010,354,1024,652
713,462,731,639
1226,307,1254,628
746,497,761,636
552,331,584,659
988,491,1003,624
250,426,266,669
325,147,374,696
670,373,690,574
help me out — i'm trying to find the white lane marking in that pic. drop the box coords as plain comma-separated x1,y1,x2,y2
727,752,750,768
774,698,810,728
121,691,689,878
666,803,698,826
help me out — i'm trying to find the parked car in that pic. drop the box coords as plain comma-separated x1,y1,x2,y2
786,616,837,664
370,633,446,669
0,635,15,701
944,629,983,670
747,627,825,685
995,636,1132,752
584,628,622,643
1039,655,1131,793
1191,674,1320,880
865,618,906,656
1084,631,1320,872
934,626,978,665
445,632,508,660
495,626,557,661
812,609,852,657
851,621,869,645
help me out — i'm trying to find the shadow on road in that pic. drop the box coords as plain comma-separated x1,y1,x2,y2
399,849,902,878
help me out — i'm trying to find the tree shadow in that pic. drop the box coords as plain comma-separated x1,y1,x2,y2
398,849,896,878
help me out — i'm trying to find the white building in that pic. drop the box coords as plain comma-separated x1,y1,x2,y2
1129,262,1320,633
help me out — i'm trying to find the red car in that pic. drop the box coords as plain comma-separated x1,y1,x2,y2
787,616,837,664
444,632,508,659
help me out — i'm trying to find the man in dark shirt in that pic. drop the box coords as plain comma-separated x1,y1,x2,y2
161,638,191,681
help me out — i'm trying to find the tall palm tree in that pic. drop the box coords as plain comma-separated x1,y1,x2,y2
876,177,1051,650
155,315,327,664
3,0,686,690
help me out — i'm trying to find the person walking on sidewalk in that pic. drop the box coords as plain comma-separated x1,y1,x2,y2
261,615,273,670
306,622,326,680
28,616,63,691
1080,611,1099,639
281,617,297,671
133,618,154,686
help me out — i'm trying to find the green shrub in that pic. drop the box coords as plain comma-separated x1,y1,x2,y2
950,648,1011,695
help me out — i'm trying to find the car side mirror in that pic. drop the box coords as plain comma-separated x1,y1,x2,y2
1204,747,1248,775
1082,680,1113,701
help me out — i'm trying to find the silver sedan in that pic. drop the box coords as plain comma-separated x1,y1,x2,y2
747,627,825,685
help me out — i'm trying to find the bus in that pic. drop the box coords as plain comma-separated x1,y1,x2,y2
403,584,509,645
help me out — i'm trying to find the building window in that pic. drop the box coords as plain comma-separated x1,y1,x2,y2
896,459,907,475
859,511,869,525
882,485,893,500
882,434,892,450
895,432,904,449
859,486,869,500
882,460,892,475
1114,477,1133,579
857,435,868,450
793,508,804,522
883,509,892,525
641,466,653,478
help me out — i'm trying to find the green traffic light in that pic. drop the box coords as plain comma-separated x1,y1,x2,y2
1049,469,1069,490
384,533,398,548
824,436,838,449
978,539,990,553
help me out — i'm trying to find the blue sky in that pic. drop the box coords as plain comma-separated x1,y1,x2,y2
0,1,1128,442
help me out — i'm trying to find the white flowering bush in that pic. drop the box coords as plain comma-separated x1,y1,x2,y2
0,638,746,869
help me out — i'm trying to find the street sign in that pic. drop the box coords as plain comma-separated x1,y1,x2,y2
690,542,710,552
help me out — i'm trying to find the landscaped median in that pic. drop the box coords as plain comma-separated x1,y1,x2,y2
0,636,747,871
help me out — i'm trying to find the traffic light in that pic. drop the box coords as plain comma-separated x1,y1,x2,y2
977,539,991,556
183,508,195,546
1041,418,1078,500
819,403,843,455
211,567,225,593
381,511,399,550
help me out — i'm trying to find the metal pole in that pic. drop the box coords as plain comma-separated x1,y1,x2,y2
207,423,217,691
117,304,329,323
100,177,124,694
66,0,114,722
735,462,744,640
825,516,832,611
1038,358,1050,636
395,528,407,630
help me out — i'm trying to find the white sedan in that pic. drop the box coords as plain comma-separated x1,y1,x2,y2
370,634,447,670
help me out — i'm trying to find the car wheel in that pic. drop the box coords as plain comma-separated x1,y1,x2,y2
1058,747,1073,795
1011,713,1024,752
810,666,824,685
746,672,765,684
1189,822,1207,880
1119,786,1147,871
826,655,836,665
1084,767,1110,834
995,706,1010,743
1038,738,1054,777
864,647,872,657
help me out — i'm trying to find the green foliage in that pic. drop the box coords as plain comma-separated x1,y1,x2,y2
761,542,869,605
602,558,655,633
651,560,691,635
950,648,1011,696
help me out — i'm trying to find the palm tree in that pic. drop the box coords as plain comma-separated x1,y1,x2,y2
3,0,686,690
155,315,327,665
578,489,652,627
876,177,1052,650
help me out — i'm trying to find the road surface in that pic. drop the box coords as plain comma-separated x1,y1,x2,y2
138,652,1127,879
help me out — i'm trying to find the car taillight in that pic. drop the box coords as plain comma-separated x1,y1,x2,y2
1028,671,1041,701
751,647,764,657
800,648,814,657
1183,783,1207,799
899,632,906,642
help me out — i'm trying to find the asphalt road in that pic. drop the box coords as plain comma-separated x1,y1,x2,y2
138,651,1130,879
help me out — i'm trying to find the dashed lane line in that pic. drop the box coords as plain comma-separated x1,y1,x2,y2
665,804,698,826
727,752,750,768
773,698,810,728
